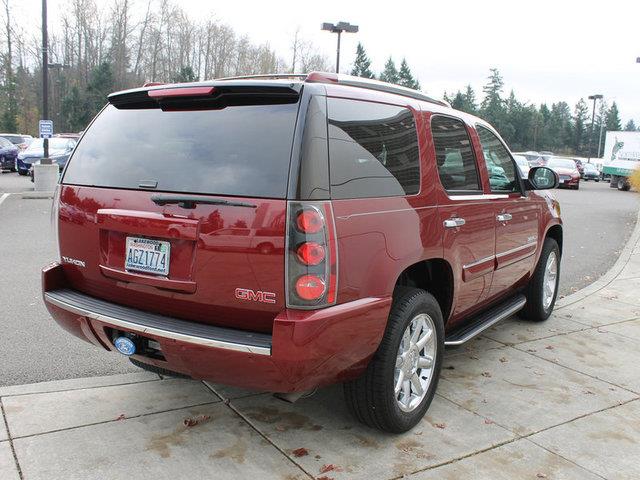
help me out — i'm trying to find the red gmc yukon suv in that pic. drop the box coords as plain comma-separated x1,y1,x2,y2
43,72,562,433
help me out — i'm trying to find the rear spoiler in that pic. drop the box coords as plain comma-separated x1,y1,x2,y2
108,82,302,110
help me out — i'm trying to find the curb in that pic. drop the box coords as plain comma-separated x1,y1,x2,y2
21,191,54,199
556,204,640,309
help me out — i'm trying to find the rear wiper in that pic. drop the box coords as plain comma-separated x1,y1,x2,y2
150,195,257,209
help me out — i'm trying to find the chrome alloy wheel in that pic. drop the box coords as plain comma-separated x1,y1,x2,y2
394,313,437,412
542,251,558,310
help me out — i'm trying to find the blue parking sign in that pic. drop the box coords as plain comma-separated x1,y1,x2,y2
39,120,54,138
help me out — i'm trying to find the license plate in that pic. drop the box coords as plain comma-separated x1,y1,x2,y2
125,237,170,276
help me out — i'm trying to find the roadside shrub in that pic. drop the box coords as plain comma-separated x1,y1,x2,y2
630,168,640,192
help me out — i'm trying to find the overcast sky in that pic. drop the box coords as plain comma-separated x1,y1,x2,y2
18,0,640,124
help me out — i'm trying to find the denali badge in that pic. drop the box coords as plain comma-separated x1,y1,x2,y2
235,288,276,304
61,256,86,268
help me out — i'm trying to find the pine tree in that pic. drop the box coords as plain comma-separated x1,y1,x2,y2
173,66,197,83
462,85,477,114
573,98,589,155
61,86,90,132
350,43,374,79
605,102,622,131
480,68,506,132
397,58,419,89
86,62,115,116
379,57,399,85
624,119,637,131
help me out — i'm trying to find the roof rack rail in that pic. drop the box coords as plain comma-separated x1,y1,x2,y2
216,73,308,81
213,71,450,107
305,72,450,107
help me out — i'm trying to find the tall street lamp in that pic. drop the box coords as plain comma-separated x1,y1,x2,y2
321,21,358,73
41,0,50,164
587,94,603,163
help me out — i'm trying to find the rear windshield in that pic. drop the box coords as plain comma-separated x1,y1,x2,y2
62,103,299,198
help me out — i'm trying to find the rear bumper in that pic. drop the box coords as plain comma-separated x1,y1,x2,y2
42,262,391,392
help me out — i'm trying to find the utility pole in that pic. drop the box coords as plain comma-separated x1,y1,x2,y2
587,94,603,163
321,22,358,73
41,0,50,164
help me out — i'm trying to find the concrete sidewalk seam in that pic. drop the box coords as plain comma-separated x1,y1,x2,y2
557,206,640,309
0,375,162,399
7,400,220,441
0,398,23,480
201,381,316,480
513,342,640,397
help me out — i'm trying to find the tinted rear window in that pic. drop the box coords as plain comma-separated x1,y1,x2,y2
328,98,420,199
62,103,299,198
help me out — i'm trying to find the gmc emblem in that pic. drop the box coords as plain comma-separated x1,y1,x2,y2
235,288,276,304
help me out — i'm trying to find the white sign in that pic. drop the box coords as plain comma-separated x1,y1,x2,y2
39,120,54,138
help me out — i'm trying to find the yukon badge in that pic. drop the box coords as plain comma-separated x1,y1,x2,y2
61,256,86,268
235,288,276,304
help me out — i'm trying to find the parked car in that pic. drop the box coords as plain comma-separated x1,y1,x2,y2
42,73,562,433
17,137,77,177
0,133,33,151
573,158,584,176
582,162,600,181
547,157,580,189
514,150,545,167
513,154,530,178
0,136,19,171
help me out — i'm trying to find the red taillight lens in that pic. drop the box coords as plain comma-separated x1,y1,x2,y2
296,209,323,233
296,242,325,265
295,274,326,301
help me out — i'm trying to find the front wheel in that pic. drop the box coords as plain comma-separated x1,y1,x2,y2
344,287,444,433
519,238,560,322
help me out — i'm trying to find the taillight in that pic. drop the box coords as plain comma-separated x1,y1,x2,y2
286,202,338,309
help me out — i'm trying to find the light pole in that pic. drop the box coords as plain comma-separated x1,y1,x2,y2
41,0,50,164
321,21,358,73
587,94,603,163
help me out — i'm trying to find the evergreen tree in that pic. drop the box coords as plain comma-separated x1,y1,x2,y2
573,98,589,155
173,66,197,83
61,86,90,132
379,57,399,84
350,43,374,79
397,58,419,89
450,91,465,111
624,119,637,131
480,68,506,132
605,102,622,131
462,85,477,115
86,62,115,116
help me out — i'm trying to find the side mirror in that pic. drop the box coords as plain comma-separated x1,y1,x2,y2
526,166,558,190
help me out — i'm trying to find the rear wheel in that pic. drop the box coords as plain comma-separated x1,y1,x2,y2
344,287,444,433
519,238,560,322
618,178,630,191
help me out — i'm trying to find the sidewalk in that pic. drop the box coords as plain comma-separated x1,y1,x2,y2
2,220,640,480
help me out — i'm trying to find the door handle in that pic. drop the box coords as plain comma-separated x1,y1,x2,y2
496,213,513,222
444,217,466,228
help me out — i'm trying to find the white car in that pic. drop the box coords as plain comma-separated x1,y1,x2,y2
513,154,530,177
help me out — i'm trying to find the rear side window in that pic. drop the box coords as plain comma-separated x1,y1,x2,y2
62,103,299,198
327,98,420,199
431,116,481,193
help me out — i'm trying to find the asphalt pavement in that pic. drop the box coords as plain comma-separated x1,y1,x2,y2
0,171,638,386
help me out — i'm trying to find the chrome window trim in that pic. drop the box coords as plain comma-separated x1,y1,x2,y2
447,193,509,201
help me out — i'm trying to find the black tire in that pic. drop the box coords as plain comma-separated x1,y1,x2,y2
344,287,444,433
595,178,600,182
519,238,560,322
618,178,630,191
129,358,189,378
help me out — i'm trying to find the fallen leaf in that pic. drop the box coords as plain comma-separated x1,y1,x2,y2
292,448,309,457
499,357,508,363
317,477,334,480
444,365,455,370
434,423,446,429
545,345,554,350
116,414,126,421
537,474,547,479
583,390,595,395
484,419,494,424
526,348,537,353
183,415,211,427
481,371,492,378
319,464,342,474
275,425,286,432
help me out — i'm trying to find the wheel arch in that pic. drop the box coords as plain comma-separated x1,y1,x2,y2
545,223,563,256
393,258,454,322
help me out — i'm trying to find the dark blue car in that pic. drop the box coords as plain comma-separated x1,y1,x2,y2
17,137,77,176
0,137,19,171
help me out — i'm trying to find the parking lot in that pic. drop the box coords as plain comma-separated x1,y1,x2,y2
1,171,638,386
1,167,640,479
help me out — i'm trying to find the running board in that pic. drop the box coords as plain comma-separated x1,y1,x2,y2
444,294,526,346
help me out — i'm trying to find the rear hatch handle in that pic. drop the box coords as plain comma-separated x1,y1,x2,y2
150,195,257,209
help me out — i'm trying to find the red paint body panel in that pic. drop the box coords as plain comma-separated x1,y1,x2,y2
45,79,563,393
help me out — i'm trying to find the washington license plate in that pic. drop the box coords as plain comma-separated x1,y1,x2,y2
125,237,170,276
